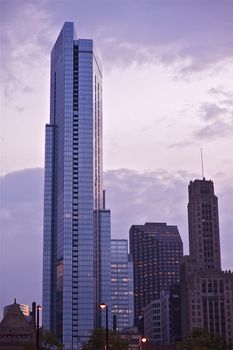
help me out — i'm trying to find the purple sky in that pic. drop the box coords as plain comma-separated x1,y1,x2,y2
1,0,233,317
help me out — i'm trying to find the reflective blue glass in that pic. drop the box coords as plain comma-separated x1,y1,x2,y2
111,239,134,330
42,22,111,350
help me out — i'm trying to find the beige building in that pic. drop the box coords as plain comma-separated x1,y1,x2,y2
4,303,30,317
181,179,233,344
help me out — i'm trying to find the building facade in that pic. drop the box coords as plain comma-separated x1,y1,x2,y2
188,179,221,271
42,22,111,349
0,300,35,350
129,222,183,322
111,239,134,330
144,298,162,344
4,303,30,317
181,179,233,344
144,286,181,345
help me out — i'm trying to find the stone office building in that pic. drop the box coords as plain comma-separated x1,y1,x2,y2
181,179,233,344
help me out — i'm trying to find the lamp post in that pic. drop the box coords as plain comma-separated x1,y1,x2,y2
141,336,147,350
100,303,109,350
36,305,42,350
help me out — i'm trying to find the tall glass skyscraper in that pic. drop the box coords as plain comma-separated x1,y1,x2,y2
111,239,134,330
42,22,111,350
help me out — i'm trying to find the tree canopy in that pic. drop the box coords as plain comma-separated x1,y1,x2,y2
178,329,233,350
82,328,129,350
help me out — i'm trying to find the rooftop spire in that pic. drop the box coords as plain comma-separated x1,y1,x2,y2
200,148,205,180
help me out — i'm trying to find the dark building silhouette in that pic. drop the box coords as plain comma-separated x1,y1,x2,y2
181,179,233,344
0,299,35,350
188,179,221,271
144,285,181,345
129,222,183,322
170,284,181,344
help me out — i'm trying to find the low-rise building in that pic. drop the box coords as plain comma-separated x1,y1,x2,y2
119,327,142,350
144,286,181,345
0,299,35,350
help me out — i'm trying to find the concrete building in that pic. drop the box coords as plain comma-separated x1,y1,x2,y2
129,222,183,322
119,327,143,350
188,179,221,271
144,286,181,345
181,178,233,344
144,298,162,344
111,239,134,330
42,22,111,349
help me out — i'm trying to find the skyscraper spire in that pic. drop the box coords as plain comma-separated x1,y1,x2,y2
200,148,205,180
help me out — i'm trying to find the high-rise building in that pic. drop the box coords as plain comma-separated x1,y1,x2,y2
111,239,134,330
181,179,233,344
129,222,183,323
188,179,221,271
42,22,111,349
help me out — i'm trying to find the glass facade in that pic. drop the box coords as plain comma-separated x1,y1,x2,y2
111,239,134,330
42,22,111,350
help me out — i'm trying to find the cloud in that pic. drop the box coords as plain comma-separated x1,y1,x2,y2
167,140,198,149
199,102,227,122
194,121,232,140
208,87,233,99
2,1,233,79
193,100,233,141
208,87,233,108
105,168,190,242
0,1,55,102
95,2,233,74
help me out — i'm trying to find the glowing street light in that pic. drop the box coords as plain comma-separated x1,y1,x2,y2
141,336,147,350
100,303,109,350
36,305,42,350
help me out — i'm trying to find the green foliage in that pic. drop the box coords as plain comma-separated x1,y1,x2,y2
178,328,233,350
40,328,63,349
82,328,129,350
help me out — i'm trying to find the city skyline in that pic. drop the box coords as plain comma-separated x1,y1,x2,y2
1,0,233,322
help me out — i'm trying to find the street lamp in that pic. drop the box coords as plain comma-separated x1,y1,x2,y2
100,303,109,350
36,305,42,350
141,336,147,350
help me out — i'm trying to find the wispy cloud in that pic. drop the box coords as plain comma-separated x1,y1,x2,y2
195,121,232,140
167,140,198,149
2,1,230,74
193,99,233,141
199,102,227,122
1,1,56,102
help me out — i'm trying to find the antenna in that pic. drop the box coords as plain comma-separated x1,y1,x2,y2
200,148,205,180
